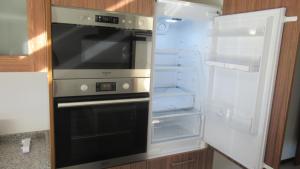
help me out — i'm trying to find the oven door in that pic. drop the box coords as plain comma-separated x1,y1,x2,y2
52,24,152,79
54,93,149,168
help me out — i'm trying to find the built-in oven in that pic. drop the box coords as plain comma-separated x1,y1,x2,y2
51,6,153,169
51,6,153,79
53,78,150,169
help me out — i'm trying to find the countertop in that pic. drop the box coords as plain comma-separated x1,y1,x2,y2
0,131,50,169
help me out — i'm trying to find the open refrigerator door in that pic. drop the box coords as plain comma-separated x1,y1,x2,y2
149,1,291,168
203,8,288,169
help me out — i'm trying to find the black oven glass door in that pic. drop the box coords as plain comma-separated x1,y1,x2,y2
52,23,150,69
54,94,149,168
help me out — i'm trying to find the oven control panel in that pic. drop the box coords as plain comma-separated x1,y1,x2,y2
96,82,117,92
53,78,150,97
95,15,119,24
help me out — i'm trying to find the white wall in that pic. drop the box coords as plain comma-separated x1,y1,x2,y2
281,47,300,160
0,73,50,135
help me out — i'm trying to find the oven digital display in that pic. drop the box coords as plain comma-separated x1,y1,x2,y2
96,82,116,92
95,15,119,24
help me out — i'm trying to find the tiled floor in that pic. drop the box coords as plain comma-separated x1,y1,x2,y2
281,162,300,169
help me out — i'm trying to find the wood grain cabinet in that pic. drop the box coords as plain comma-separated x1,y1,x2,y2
168,151,205,169
107,164,130,169
51,0,154,16
108,161,147,169
105,149,212,169
0,0,51,72
147,157,169,169
130,161,147,169
148,149,213,169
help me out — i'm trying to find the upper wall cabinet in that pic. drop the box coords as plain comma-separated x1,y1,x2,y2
0,0,50,72
0,0,29,55
51,0,154,16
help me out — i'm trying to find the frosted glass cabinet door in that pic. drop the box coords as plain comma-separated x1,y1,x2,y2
204,8,287,169
0,0,28,55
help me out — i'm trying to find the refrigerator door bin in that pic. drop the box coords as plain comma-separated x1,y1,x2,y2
206,103,256,134
205,57,260,72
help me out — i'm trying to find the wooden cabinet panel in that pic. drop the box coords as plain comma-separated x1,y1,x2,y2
148,149,213,169
107,161,147,169
0,0,50,72
107,164,131,169
169,151,201,169
130,161,147,169
148,157,169,169
51,0,154,16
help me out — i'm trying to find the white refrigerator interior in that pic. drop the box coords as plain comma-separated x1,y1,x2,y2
149,0,219,156
150,0,287,169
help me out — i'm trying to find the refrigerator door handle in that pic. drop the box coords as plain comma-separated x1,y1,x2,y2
284,16,297,23
200,114,205,138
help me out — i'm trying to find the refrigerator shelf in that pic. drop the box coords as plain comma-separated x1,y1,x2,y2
155,66,181,70
152,95,194,112
155,49,179,55
152,109,200,118
205,59,260,72
155,48,199,55
154,66,196,71
153,87,194,97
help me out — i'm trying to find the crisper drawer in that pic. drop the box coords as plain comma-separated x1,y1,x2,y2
152,114,201,143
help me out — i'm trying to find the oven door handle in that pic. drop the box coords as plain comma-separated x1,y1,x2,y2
57,98,149,108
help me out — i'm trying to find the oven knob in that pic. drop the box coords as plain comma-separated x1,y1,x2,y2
122,83,130,90
80,84,88,92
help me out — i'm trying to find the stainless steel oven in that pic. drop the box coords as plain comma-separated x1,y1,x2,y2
52,6,153,168
53,78,150,169
51,6,153,79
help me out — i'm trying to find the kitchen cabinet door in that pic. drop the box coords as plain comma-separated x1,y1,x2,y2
0,0,50,72
51,0,154,16
107,161,147,169
130,161,147,169
107,164,131,169
147,157,169,169
148,149,212,169
168,150,209,169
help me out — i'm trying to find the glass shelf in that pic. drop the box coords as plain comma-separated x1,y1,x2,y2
152,109,200,118
155,49,179,55
152,87,194,112
154,87,194,98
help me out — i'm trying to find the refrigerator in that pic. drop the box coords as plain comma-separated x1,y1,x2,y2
148,0,295,169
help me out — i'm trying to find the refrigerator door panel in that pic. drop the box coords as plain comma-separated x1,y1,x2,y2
204,8,286,169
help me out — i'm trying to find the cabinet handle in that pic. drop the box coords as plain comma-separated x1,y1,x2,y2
170,159,195,167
